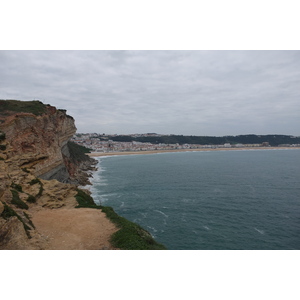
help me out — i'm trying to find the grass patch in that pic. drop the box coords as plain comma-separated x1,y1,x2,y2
11,190,29,210
11,182,23,192
0,100,47,116
75,189,97,208
101,206,166,250
29,178,40,185
26,194,36,203
67,141,92,162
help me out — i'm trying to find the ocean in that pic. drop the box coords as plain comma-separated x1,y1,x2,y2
90,149,300,250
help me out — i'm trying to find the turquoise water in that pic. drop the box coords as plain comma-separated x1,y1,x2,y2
90,149,300,250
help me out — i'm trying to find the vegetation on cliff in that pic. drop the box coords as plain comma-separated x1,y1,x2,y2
74,189,166,250
101,206,166,250
0,100,47,117
10,189,29,210
67,141,92,162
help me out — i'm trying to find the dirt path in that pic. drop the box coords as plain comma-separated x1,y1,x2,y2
31,208,119,250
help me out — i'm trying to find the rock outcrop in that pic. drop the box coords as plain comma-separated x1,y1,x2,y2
0,100,98,249
1,102,76,182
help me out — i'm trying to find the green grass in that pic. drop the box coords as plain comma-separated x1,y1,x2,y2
0,100,47,116
26,194,36,203
29,178,40,185
75,189,98,208
101,206,166,250
67,141,92,162
11,190,29,210
10,182,23,192
74,189,167,250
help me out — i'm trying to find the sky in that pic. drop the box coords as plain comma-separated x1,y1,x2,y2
0,50,299,136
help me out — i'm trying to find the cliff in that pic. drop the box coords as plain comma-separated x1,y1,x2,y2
0,100,95,184
0,100,166,250
0,100,100,249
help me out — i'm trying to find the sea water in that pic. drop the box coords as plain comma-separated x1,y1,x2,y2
90,149,300,250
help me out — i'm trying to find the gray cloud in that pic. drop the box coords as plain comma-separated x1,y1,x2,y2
0,50,299,136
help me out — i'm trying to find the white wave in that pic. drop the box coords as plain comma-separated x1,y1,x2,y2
140,212,148,218
147,226,157,233
254,228,265,235
154,210,169,218
203,225,210,230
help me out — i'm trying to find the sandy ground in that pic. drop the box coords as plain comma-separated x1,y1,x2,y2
31,207,118,250
88,147,300,157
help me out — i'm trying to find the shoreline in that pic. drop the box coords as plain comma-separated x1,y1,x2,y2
88,146,300,157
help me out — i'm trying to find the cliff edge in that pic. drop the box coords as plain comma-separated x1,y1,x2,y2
0,100,166,250
0,100,111,249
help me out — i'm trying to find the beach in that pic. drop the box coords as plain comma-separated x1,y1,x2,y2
88,146,300,157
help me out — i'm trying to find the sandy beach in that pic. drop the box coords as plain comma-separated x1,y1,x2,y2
88,147,300,157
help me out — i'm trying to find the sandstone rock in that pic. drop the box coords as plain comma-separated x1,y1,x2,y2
0,217,32,250
38,179,77,209
0,106,76,183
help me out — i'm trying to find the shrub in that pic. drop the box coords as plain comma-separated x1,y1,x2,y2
75,189,96,208
29,178,40,185
26,195,36,203
10,183,23,192
11,190,28,210
0,145,6,151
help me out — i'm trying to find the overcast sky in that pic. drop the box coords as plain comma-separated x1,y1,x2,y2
0,50,299,136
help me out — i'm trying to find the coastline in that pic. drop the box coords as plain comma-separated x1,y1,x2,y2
88,146,300,157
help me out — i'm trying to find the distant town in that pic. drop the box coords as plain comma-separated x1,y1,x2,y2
71,133,300,153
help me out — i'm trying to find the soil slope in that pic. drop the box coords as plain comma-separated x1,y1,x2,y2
31,207,118,250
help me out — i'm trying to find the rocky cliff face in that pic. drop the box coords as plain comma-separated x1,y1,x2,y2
0,100,97,249
0,102,76,181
